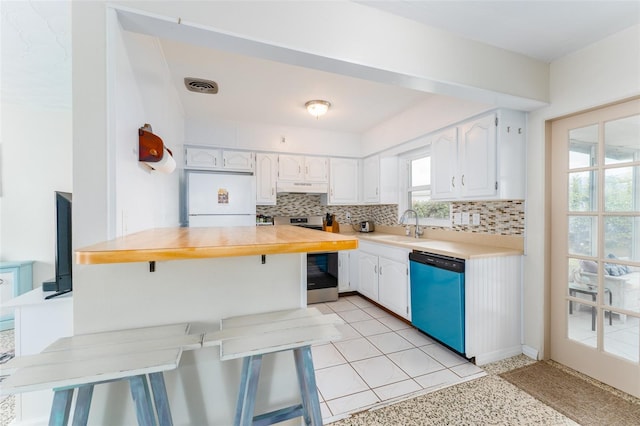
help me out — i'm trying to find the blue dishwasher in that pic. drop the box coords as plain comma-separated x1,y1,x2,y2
409,251,465,354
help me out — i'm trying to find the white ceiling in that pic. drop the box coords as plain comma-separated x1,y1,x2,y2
358,1,640,62
159,38,433,134
2,1,639,133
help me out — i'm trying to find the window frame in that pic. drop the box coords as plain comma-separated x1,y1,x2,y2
399,148,451,228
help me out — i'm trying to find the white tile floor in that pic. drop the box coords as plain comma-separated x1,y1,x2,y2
311,295,485,423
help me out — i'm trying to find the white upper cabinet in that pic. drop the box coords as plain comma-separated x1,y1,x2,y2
185,146,222,169
304,156,329,182
185,146,254,172
326,158,359,205
363,156,380,203
459,114,497,198
363,155,399,204
430,128,458,199
256,153,278,205
431,110,525,201
278,154,304,181
222,150,254,172
278,155,328,183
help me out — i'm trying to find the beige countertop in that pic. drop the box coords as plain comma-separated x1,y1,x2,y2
351,227,524,260
75,226,358,265
357,233,521,259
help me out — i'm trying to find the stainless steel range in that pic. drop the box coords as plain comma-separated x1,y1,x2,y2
273,216,339,304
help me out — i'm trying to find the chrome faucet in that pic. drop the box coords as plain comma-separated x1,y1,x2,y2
399,209,423,238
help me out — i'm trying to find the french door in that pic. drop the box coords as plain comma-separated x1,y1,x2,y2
550,98,640,397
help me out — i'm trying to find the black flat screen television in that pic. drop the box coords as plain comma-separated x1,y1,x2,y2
45,191,73,300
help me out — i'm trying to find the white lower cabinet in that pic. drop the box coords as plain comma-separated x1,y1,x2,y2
357,251,379,300
338,251,351,292
356,241,410,319
378,256,409,319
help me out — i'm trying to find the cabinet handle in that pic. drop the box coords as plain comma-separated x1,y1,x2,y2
461,174,465,186
379,266,383,275
452,176,455,188
214,158,217,167
224,158,227,167
0,278,4,285
374,265,377,274
271,188,275,196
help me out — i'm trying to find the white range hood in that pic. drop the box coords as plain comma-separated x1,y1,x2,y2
276,181,328,194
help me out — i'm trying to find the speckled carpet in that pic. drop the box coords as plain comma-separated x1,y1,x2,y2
501,361,640,426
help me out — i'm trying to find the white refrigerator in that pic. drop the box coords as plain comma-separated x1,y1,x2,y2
186,170,256,227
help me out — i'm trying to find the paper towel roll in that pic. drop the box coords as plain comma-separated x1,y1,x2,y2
146,147,176,173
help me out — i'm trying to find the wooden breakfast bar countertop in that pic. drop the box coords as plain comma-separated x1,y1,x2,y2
75,225,359,265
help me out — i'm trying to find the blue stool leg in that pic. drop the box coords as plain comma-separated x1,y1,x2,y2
129,374,157,426
293,346,322,426
49,388,74,426
71,385,94,426
149,372,173,426
234,355,263,426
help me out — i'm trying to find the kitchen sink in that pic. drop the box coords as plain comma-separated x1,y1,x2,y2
361,234,424,243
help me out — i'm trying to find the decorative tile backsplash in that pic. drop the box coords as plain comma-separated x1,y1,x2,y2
450,200,524,235
257,194,524,235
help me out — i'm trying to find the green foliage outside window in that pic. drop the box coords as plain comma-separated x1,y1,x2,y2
412,200,450,220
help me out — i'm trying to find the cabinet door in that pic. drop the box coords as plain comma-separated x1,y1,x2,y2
357,252,379,300
278,155,304,181
378,257,409,319
338,251,350,292
430,128,458,200
329,158,359,204
256,153,278,205
185,146,222,169
459,114,497,198
223,150,254,171
304,157,328,182
363,155,380,203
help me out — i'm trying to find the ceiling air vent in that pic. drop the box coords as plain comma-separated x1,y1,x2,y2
184,77,219,94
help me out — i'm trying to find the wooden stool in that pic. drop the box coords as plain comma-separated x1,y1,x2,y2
1,323,203,426
203,308,343,426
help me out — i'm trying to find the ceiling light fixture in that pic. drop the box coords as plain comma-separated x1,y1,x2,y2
305,100,331,118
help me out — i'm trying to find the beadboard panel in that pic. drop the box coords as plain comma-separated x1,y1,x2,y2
465,255,522,364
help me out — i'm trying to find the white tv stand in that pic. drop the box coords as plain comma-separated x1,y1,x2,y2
3,287,73,425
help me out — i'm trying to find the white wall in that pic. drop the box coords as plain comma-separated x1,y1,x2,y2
524,24,640,357
186,116,362,157
0,0,72,288
113,28,184,236
0,104,72,286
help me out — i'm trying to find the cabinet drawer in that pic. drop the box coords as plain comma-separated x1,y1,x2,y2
359,241,409,263
0,272,15,304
